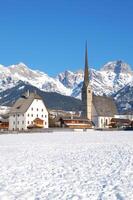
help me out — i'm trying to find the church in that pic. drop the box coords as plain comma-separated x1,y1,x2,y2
82,43,117,128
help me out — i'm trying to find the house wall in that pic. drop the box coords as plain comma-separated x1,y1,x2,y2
9,99,48,131
25,99,48,129
9,114,26,131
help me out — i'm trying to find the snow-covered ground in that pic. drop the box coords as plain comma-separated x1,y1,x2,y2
0,130,133,200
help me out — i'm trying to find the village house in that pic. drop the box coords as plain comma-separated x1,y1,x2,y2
59,117,93,129
9,92,48,131
0,116,9,130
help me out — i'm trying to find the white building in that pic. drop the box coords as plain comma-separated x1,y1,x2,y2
82,43,117,128
9,92,48,131
115,114,133,121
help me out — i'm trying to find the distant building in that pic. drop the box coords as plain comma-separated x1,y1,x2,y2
59,117,93,129
110,118,131,128
0,106,10,130
0,116,9,130
82,42,117,128
9,92,48,131
115,114,133,121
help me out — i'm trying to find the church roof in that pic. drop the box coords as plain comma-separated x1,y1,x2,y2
93,95,118,117
10,92,42,114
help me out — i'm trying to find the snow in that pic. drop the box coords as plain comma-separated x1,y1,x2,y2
0,130,133,199
18,85,25,90
0,106,11,115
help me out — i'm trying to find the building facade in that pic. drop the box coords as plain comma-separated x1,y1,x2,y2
9,92,48,131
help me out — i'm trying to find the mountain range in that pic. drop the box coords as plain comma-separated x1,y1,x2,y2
0,60,133,113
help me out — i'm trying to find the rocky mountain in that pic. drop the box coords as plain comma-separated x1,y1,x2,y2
0,61,132,98
0,81,82,111
0,60,133,113
59,60,133,98
57,70,84,89
0,63,71,96
113,82,133,113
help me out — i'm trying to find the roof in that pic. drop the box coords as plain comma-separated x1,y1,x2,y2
10,92,42,114
63,118,91,122
33,118,44,122
93,95,118,117
111,118,131,123
0,116,9,122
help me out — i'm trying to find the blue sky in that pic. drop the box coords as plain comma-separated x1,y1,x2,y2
0,0,133,76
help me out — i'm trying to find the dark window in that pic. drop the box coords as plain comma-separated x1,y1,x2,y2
28,114,29,117
31,114,33,117
45,115,47,118
31,108,33,111
42,115,43,118
16,106,21,109
28,121,29,124
37,108,39,111
42,109,43,112
18,114,19,117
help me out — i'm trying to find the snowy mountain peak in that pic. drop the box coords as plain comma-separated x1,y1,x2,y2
0,60,132,102
57,70,84,89
101,60,132,74
0,64,7,73
9,62,30,72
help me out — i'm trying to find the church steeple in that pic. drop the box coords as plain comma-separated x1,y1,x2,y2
84,41,89,86
82,41,92,120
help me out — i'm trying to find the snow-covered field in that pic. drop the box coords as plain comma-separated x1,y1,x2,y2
0,130,133,200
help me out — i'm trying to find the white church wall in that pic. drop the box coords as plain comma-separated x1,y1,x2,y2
98,117,112,128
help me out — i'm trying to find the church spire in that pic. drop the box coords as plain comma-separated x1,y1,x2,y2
84,41,89,86
82,41,92,120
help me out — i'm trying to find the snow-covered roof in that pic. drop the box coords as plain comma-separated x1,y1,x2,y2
10,92,42,114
